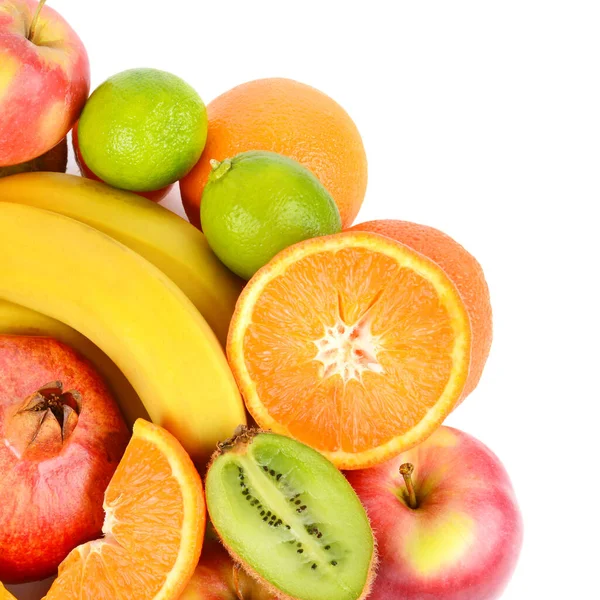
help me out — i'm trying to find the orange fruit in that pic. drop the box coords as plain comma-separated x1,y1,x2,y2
180,78,367,229
0,583,16,600
227,232,471,469
349,220,492,401
44,419,206,600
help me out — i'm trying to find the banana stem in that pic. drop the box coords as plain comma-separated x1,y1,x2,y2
400,463,418,509
28,0,47,42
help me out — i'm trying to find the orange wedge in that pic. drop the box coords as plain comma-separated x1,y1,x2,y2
44,419,206,600
0,583,16,600
227,232,471,469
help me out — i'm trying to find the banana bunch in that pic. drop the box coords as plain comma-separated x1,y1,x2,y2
0,300,148,426
0,173,247,467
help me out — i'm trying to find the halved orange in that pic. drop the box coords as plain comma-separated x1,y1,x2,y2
350,219,492,402
0,583,16,600
227,232,471,469
44,419,206,600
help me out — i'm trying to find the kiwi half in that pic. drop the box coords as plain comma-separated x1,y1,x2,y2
206,428,376,600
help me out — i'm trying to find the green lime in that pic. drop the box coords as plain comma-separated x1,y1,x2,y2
200,151,342,280
78,68,207,192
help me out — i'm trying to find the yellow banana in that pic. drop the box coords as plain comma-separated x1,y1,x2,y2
0,299,148,427
0,172,243,346
0,203,246,467
0,582,16,600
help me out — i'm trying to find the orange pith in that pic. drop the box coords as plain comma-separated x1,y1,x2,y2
227,232,471,469
44,419,205,600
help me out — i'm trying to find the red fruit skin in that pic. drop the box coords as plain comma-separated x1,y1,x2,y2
71,121,174,203
0,336,130,584
180,537,237,600
0,0,90,166
181,533,275,600
346,426,523,600
0,137,68,178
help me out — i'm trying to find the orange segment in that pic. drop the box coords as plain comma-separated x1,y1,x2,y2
44,419,205,600
228,232,471,469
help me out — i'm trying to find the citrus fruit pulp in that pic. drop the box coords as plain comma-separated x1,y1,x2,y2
180,78,367,229
78,68,207,192
44,419,205,600
227,232,471,469
350,220,492,401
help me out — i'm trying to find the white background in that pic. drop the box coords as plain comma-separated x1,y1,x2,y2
7,1,600,599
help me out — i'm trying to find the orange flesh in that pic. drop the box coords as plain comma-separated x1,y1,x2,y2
242,246,458,454
44,421,204,600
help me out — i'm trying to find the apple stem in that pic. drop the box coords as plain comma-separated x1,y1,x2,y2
400,463,418,509
28,0,47,42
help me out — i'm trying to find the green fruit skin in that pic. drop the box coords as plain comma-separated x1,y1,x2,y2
200,151,342,280
78,68,207,192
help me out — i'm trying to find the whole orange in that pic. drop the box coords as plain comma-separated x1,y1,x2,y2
180,78,368,229
349,220,493,402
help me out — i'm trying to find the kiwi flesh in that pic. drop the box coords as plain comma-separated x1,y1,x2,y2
205,428,376,600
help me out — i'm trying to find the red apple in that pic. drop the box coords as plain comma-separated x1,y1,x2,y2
0,136,67,178
0,0,89,166
346,426,523,600
72,121,174,203
181,532,275,600
0,335,130,584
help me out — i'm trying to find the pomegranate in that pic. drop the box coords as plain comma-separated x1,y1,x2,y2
0,335,130,584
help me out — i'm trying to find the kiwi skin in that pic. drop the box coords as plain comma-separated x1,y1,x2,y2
206,427,377,600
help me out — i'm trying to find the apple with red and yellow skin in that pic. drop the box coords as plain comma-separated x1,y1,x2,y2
181,532,275,600
72,122,174,203
346,426,523,600
0,136,67,178
0,0,89,166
